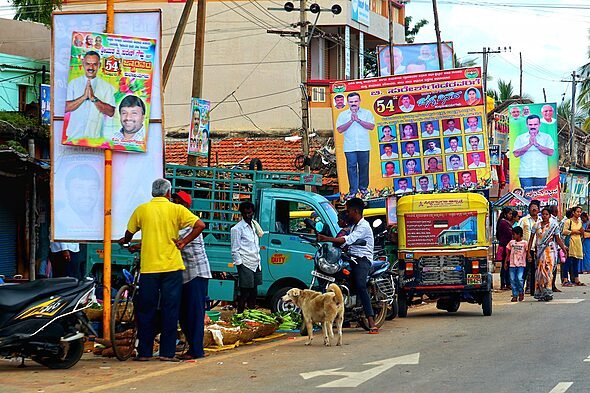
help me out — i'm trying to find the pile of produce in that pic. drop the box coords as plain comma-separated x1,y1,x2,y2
230,309,278,326
275,311,302,331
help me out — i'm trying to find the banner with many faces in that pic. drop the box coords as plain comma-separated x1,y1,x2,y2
330,68,491,199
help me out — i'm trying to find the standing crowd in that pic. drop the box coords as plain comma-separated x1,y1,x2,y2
496,201,590,302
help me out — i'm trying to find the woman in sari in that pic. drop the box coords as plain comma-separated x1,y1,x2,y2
528,207,568,301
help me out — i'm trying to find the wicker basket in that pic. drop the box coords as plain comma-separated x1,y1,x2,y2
203,330,214,348
84,308,103,321
255,323,278,338
219,327,241,345
238,326,257,343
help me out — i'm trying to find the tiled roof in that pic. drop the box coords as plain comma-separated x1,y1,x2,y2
165,137,338,185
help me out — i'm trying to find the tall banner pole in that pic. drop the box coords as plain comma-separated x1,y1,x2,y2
103,0,115,342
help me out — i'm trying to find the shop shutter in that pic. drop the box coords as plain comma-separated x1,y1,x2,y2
0,203,17,277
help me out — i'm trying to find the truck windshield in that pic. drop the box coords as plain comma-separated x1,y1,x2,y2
320,202,339,230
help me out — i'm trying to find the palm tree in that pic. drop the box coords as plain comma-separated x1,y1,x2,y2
454,55,477,68
577,29,590,131
9,0,61,26
558,99,585,126
487,79,515,103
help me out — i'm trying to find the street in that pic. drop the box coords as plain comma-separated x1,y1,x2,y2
1,274,590,393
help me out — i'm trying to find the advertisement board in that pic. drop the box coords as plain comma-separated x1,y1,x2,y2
351,0,370,26
330,67,490,199
52,11,163,241
493,112,509,152
376,42,454,77
62,31,156,153
188,98,210,156
404,211,478,248
508,103,559,204
41,84,51,125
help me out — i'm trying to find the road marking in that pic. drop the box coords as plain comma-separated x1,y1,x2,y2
549,382,573,393
544,299,584,304
300,352,420,388
583,355,590,362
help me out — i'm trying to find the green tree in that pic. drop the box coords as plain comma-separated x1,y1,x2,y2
577,29,590,131
404,16,429,44
454,55,477,68
558,98,585,126
487,79,515,103
9,0,61,26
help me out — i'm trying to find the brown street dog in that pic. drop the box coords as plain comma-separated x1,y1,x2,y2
282,284,344,346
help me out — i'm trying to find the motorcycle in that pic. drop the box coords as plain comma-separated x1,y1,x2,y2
0,277,96,369
301,221,396,331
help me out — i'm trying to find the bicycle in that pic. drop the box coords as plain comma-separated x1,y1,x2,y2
110,246,140,361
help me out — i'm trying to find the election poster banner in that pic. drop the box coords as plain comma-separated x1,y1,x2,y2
188,98,210,156
330,67,490,199
508,103,559,205
52,11,163,241
376,42,454,77
41,84,51,125
493,112,509,152
404,211,478,248
62,31,156,153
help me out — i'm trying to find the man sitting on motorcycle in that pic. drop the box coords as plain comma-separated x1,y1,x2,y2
318,198,378,333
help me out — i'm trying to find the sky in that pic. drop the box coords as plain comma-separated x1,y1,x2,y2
405,0,589,105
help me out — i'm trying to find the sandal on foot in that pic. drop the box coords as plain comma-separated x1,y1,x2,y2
132,356,151,362
368,327,379,334
575,282,586,286
159,356,182,362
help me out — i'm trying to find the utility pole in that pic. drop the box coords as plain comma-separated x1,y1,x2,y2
431,0,444,69
163,0,195,88
188,0,207,166
561,71,583,166
388,0,395,74
299,0,310,177
519,52,522,97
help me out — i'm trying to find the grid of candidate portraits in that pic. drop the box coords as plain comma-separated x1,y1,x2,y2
377,115,487,193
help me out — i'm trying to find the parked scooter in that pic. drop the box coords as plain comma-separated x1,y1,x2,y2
0,277,96,369
301,221,396,330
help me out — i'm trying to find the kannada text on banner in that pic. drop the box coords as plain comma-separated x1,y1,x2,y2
404,211,478,248
508,102,559,205
188,98,211,156
330,68,491,199
62,31,156,153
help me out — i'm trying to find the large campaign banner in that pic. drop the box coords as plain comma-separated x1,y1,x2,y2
62,31,156,153
188,98,210,156
330,68,490,199
52,11,163,241
377,42,454,77
508,103,559,204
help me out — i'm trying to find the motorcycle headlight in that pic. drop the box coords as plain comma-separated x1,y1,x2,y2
318,256,340,274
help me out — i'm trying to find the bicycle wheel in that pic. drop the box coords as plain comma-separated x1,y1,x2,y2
111,284,138,361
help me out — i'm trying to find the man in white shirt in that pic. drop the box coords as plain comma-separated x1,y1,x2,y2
418,176,433,192
399,95,414,113
445,136,463,153
402,141,420,157
424,140,442,155
112,95,146,142
465,116,482,133
49,242,81,278
447,154,465,170
443,119,461,135
459,171,476,188
512,114,555,193
317,198,378,333
65,51,116,141
395,178,412,194
336,93,375,198
468,152,486,168
467,135,482,151
380,143,398,159
421,121,440,137
541,104,556,124
231,201,262,313
510,106,522,122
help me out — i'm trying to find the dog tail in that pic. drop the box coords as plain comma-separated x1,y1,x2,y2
327,283,343,306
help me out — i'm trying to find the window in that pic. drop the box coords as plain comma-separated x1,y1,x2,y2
311,86,326,103
273,200,321,235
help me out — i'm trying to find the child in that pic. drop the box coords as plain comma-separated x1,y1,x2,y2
505,226,528,302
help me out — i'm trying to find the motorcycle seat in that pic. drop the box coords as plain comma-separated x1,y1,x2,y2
0,278,79,310
369,260,389,275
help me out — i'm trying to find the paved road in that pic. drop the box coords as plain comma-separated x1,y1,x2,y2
2,275,590,393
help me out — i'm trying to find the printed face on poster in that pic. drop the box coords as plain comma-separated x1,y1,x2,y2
52,11,163,242
188,98,210,156
377,42,454,77
330,68,491,198
41,84,51,125
62,31,156,153
508,103,559,204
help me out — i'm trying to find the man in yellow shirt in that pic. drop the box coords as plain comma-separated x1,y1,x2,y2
119,178,205,362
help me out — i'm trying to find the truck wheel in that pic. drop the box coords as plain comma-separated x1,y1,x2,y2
482,291,492,316
270,287,299,313
398,292,408,318
447,299,460,313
